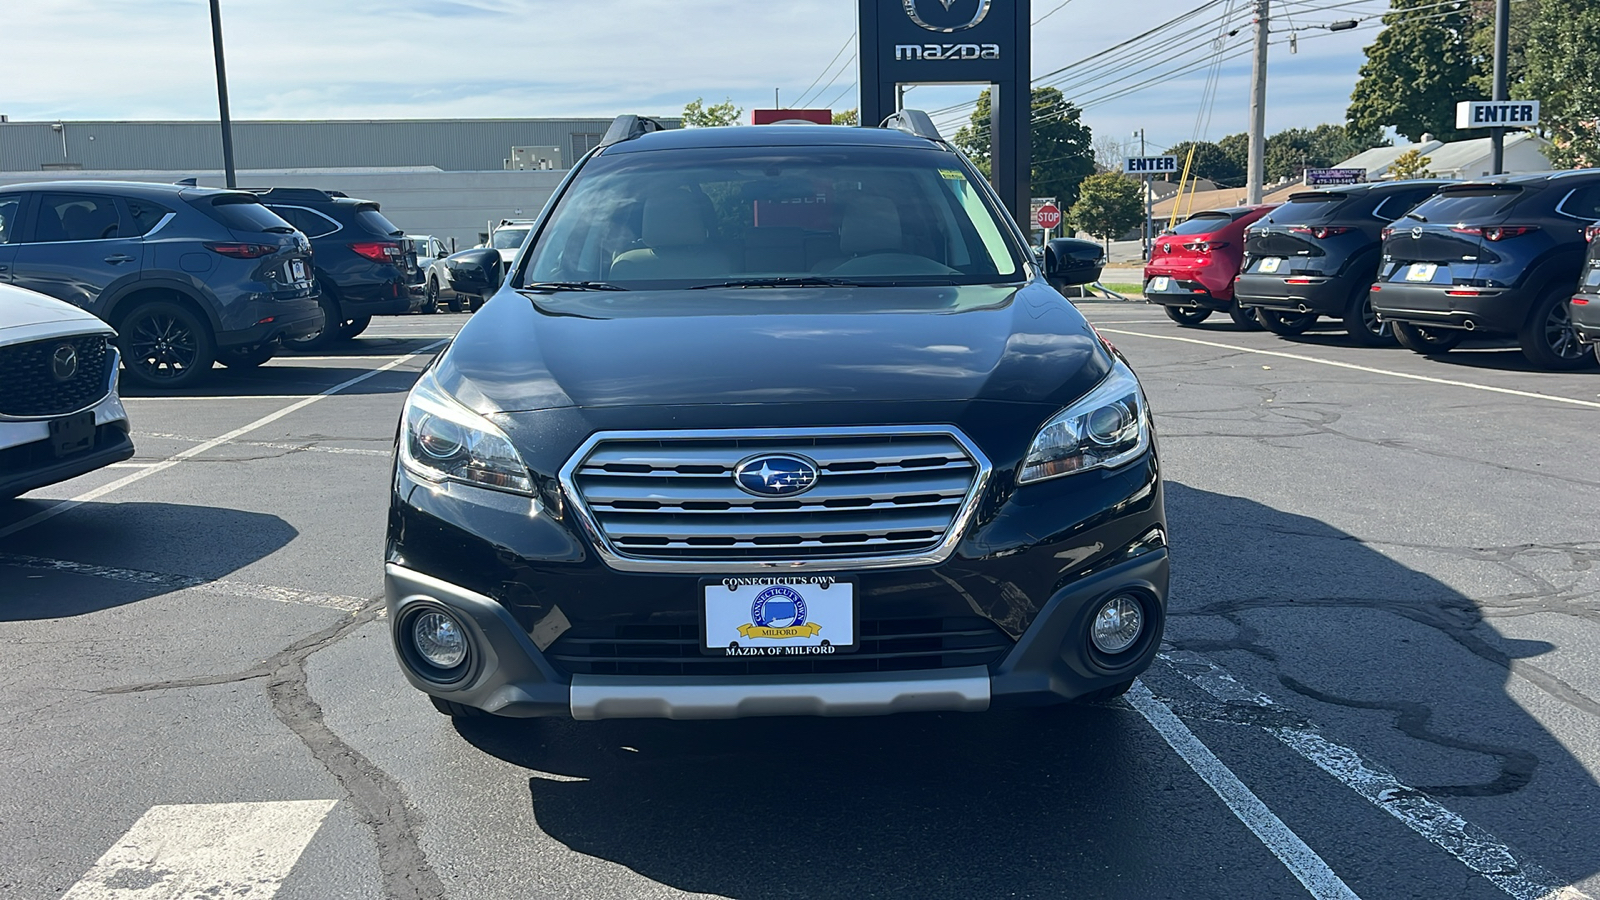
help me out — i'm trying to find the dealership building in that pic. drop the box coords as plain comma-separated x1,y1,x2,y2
0,117,676,247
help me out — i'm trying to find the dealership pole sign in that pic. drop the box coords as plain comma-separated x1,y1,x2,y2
859,0,1032,227
1124,156,1177,176
1456,100,1540,129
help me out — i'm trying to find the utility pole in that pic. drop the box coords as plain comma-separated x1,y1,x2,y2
1246,0,1269,204
208,0,237,189
1490,0,1509,175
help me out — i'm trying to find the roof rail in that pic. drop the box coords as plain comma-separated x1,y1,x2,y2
879,109,943,142
598,115,667,149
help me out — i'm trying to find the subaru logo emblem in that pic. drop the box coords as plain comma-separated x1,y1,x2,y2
50,344,79,382
904,0,991,32
734,454,819,497
1411,227,1423,239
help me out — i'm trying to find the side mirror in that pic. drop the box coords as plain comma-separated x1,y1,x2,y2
1044,238,1106,287
446,248,502,293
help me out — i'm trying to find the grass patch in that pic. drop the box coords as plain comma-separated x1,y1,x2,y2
1098,283,1145,296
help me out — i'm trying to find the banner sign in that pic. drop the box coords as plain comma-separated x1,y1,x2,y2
1305,168,1367,186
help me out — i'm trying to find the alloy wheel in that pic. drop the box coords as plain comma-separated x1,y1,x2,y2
1544,302,1584,359
126,310,199,380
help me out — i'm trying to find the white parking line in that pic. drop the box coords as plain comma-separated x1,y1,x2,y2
1161,650,1593,900
0,341,444,541
124,394,403,402
1127,682,1362,899
1098,329,1600,410
61,800,337,900
1,553,369,612
135,431,391,458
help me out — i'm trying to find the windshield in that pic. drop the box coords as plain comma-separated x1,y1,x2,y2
1168,213,1232,236
493,227,531,250
522,145,1025,288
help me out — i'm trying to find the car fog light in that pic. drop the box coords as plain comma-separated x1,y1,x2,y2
1091,595,1143,654
412,610,467,669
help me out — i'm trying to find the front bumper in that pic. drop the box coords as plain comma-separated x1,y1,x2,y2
0,395,134,498
1235,273,1352,315
1369,283,1527,336
384,450,1169,720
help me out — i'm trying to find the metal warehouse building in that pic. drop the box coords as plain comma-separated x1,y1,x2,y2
0,117,676,246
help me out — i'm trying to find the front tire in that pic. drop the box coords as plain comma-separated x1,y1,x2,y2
1519,288,1596,370
118,300,216,389
1076,680,1135,704
1228,300,1263,330
1163,305,1212,326
285,292,344,351
429,696,485,718
1258,308,1317,336
1343,289,1393,347
424,277,441,314
217,342,276,369
1393,321,1463,355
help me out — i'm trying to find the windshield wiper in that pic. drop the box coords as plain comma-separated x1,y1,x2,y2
1404,212,1428,222
521,281,629,293
688,276,872,289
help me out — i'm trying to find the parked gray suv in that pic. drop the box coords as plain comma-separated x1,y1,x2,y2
0,181,321,388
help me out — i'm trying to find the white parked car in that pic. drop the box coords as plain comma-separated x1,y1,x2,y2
0,283,134,500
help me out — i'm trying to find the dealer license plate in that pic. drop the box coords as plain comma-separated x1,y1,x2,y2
1583,266,1600,288
49,410,96,458
1149,277,1170,293
703,576,856,656
289,259,307,282
1259,257,1283,274
1405,263,1438,282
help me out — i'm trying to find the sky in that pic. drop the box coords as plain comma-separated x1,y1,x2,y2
1,0,1410,158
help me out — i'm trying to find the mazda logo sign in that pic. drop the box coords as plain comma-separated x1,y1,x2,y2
903,0,991,32
733,454,819,497
50,344,79,382
1411,227,1423,239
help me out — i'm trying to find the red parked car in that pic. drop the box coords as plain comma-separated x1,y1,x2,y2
1144,205,1277,328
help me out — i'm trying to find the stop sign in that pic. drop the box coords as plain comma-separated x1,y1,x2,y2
1036,204,1063,230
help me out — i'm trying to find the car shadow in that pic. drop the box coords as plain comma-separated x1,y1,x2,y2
119,363,422,398
450,482,1600,898
0,500,298,620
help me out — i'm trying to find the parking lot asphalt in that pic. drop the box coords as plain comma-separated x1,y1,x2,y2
2,306,1597,899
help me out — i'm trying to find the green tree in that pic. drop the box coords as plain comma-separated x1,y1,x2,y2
1388,148,1434,179
682,98,742,128
1068,173,1144,250
953,87,1096,208
1347,0,1481,142
1519,0,1600,166
1468,0,1540,98
1217,132,1251,178
831,108,859,126
1263,124,1389,182
1164,140,1245,187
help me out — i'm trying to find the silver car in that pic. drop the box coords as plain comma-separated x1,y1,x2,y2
0,283,134,500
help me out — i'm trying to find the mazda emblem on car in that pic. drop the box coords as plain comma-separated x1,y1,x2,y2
733,454,820,496
903,0,991,32
50,344,79,381
1411,227,1423,239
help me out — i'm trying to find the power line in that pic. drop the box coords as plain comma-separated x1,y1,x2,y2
791,33,854,108
1032,0,1080,26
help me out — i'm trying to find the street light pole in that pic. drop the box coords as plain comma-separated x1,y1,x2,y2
1490,0,1509,175
1246,0,1269,204
1137,128,1152,260
209,0,238,189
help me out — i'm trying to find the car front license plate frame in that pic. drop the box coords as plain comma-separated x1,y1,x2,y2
701,576,859,657
49,410,97,458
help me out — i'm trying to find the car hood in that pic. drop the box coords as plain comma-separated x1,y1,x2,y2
0,284,115,346
432,283,1112,414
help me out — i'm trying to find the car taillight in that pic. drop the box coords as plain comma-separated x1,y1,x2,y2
1574,297,1591,305
1288,226,1352,239
205,242,277,259
1380,226,1395,240
1450,225,1539,241
1182,240,1229,252
1585,224,1600,243
350,241,403,263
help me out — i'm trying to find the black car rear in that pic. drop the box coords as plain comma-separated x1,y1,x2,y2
1237,181,1445,345
1370,171,1600,369
253,188,424,349
1571,223,1600,346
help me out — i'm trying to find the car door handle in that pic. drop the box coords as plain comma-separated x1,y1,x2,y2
104,254,137,264
0,265,8,272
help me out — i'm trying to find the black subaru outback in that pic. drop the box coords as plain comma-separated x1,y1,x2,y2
1370,171,1600,369
384,113,1169,722
1236,180,1445,345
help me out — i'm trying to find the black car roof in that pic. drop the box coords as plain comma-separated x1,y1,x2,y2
3,180,252,201
599,124,945,155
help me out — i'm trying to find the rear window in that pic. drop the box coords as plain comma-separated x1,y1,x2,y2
355,207,402,237
194,196,295,233
1370,188,1439,222
1265,193,1350,225
1169,213,1232,235
1406,187,1522,224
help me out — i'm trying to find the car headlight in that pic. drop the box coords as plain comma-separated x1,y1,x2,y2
399,371,532,494
1018,358,1150,484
